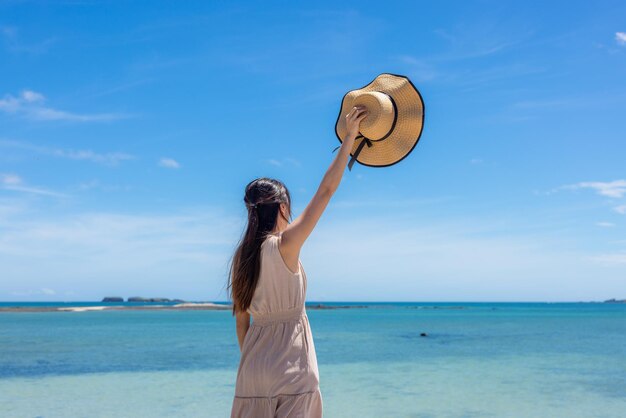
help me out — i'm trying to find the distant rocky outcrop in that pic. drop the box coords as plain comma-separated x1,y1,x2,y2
604,298,626,304
101,296,189,303
307,304,367,310
102,297,124,302
127,297,172,303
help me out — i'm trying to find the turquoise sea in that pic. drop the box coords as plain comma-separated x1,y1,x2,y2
1,302,625,417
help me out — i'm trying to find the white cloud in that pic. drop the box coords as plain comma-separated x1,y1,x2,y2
589,252,626,265
614,205,626,215
0,139,133,165
158,157,180,169
9,288,59,297
0,90,127,122
0,26,16,38
396,55,438,82
1,173,22,186
563,180,626,198
513,99,572,109
75,180,132,193
329,196,454,210
21,90,45,102
470,158,483,164
616,32,626,46
58,149,133,165
284,158,301,167
596,222,615,228
3,185,66,197
0,199,26,221
1,172,66,197
0,25,57,54
265,157,301,167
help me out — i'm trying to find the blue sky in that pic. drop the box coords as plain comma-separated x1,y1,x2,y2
1,0,625,302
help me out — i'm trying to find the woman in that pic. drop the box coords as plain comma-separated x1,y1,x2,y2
228,105,368,418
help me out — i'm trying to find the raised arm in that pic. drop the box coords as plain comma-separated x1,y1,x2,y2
280,106,368,260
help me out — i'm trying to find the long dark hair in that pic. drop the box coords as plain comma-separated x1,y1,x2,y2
228,177,292,314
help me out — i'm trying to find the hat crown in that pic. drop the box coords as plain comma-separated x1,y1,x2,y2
352,91,396,141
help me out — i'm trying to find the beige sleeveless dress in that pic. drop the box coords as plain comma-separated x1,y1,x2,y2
231,232,323,418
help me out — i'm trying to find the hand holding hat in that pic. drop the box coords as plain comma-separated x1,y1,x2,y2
334,73,425,170
345,106,369,138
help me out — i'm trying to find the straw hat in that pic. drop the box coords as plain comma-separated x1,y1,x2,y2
334,73,425,170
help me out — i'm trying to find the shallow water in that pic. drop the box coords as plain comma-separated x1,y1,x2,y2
1,302,625,417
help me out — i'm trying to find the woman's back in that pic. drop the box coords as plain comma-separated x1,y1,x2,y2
231,232,321,417
247,232,307,318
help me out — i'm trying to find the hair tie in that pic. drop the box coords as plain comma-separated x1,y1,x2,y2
248,199,280,210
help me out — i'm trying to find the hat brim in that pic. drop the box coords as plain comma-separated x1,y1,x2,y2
335,73,425,168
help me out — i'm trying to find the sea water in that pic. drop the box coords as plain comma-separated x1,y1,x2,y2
1,302,625,417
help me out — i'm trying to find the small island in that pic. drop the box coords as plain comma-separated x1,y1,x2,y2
307,303,368,310
128,297,180,303
102,297,124,302
101,297,187,303
604,298,626,304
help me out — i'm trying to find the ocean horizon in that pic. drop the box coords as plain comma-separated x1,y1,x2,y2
2,301,625,417
1,300,622,306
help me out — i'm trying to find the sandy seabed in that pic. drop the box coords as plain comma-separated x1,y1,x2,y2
2,356,626,418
